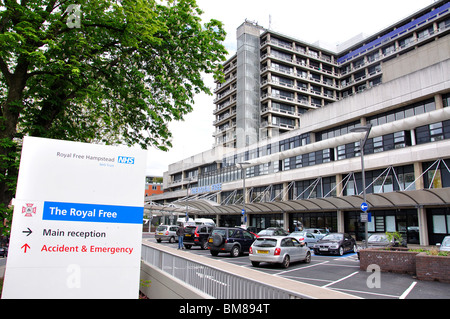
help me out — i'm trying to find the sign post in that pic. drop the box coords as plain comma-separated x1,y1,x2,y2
2,137,147,299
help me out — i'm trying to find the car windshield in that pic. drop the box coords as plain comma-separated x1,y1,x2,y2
253,238,278,247
321,233,343,241
368,234,389,243
156,226,167,231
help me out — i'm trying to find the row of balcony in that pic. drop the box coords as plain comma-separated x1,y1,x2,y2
260,38,336,65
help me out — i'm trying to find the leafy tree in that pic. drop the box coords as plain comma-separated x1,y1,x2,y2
0,0,227,233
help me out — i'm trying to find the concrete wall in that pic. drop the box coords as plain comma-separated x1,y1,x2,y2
383,36,450,83
139,260,213,299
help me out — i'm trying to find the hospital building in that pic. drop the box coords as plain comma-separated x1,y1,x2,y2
147,0,450,246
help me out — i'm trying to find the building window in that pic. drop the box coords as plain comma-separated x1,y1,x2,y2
368,98,435,126
416,121,449,144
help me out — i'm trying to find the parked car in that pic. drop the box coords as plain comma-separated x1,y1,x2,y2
356,233,407,259
236,226,259,238
303,228,328,240
257,227,289,237
0,245,7,258
155,225,179,243
437,236,450,252
184,224,214,250
208,227,256,257
288,231,319,247
249,236,311,268
313,233,357,256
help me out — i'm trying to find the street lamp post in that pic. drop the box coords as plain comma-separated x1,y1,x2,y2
237,162,250,225
185,178,192,222
350,124,372,248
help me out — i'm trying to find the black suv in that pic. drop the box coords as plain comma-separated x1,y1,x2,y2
184,225,214,250
207,227,256,257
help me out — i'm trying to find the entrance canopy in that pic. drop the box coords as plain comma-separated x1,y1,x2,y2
145,188,450,215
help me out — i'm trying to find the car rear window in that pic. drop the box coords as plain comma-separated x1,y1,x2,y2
185,226,196,234
253,238,277,247
211,228,234,237
156,225,167,231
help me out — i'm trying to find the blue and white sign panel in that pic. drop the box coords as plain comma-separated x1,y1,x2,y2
360,202,369,212
2,137,147,299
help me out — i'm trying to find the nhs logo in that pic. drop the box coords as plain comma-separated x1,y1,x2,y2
117,156,135,164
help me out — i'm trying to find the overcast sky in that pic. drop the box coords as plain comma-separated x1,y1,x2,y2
145,0,435,176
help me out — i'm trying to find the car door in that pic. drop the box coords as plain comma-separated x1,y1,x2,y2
242,230,255,252
290,238,305,261
305,232,317,247
343,233,353,252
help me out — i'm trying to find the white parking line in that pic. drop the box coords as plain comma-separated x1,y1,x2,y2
276,261,329,276
281,275,333,284
322,271,359,288
331,287,399,299
399,281,417,299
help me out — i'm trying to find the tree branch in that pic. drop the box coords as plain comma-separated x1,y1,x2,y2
0,57,12,86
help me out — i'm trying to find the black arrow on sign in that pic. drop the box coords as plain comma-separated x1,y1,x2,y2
22,227,32,236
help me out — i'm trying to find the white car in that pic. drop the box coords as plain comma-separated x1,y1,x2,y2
438,236,450,252
249,236,311,268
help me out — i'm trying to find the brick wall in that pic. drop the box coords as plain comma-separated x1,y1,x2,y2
416,253,450,283
359,248,419,275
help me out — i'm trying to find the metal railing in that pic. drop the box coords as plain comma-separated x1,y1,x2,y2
141,243,309,299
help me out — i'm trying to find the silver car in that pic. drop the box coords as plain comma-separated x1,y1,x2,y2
288,231,319,247
155,225,179,243
249,236,311,268
438,236,450,252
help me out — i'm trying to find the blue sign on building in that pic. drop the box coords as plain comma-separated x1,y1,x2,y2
190,183,222,195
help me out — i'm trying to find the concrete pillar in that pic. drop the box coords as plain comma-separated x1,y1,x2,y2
335,174,343,197
283,212,289,232
417,206,429,246
414,162,425,190
216,214,220,227
337,210,345,233
435,93,444,110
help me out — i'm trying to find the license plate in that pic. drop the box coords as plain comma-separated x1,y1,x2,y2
185,234,191,237
257,250,269,254
320,248,328,251
208,238,213,243
157,232,163,235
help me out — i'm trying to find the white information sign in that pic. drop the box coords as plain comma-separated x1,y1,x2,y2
2,136,147,299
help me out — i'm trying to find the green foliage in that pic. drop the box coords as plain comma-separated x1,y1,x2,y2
385,231,403,243
0,0,227,224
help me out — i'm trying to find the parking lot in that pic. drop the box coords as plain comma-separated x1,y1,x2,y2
147,236,450,299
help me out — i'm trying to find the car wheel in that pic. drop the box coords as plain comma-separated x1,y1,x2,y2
210,250,219,256
169,236,175,243
338,246,344,256
352,244,357,253
230,245,240,257
281,255,290,268
201,240,208,250
304,251,311,263
251,261,260,267
185,245,192,249
156,239,162,243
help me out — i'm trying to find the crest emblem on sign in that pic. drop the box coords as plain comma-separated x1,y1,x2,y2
22,203,36,217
